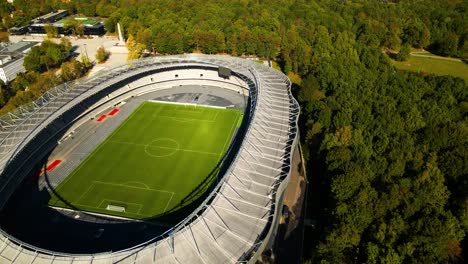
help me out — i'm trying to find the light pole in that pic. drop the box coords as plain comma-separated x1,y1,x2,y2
83,43,89,59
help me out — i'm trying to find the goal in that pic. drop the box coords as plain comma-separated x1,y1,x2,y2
106,204,126,212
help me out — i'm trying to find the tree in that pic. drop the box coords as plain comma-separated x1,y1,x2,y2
44,24,58,38
396,43,411,61
60,37,72,51
80,54,91,68
0,79,7,107
64,19,85,36
402,19,431,48
63,19,78,36
23,46,42,72
95,46,109,63
126,33,145,60
24,40,70,72
61,58,86,82
0,31,9,42
75,24,85,36
439,32,459,56
127,43,145,61
3,1,468,262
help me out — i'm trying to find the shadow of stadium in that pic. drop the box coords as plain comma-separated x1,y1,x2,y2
0,66,255,254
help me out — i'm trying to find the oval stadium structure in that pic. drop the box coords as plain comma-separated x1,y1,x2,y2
0,54,299,263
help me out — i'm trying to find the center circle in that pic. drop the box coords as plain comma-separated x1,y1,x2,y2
144,138,180,157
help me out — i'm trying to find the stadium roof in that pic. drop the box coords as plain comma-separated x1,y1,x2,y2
0,54,299,263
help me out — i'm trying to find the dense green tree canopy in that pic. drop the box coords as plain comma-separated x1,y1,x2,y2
23,40,69,72
5,0,468,57
0,0,467,263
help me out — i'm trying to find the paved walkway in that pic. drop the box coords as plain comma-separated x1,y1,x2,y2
410,52,464,62
274,145,307,264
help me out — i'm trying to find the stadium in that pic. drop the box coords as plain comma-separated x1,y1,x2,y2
0,54,299,263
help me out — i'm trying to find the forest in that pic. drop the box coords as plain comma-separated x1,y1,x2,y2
0,0,467,263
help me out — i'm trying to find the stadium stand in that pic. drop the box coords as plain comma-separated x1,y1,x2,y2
0,54,299,263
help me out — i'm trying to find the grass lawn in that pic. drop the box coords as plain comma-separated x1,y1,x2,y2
48,101,243,220
391,54,468,82
58,17,98,25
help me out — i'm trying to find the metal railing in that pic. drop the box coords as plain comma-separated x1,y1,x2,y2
0,54,299,264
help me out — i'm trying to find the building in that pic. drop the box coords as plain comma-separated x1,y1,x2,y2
28,21,106,36
9,10,106,36
31,10,68,24
0,41,39,83
0,54,299,264
9,25,29,35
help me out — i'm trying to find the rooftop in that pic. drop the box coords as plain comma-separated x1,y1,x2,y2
0,41,38,54
57,17,99,26
32,10,68,23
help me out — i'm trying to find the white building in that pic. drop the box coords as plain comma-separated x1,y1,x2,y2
0,41,39,83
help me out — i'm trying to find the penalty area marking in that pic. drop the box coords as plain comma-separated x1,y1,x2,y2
74,181,176,216
92,180,175,194
122,181,151,189
160,112,217,123
218,112,242,160
147,99,227,109
162,192,175,213
167,111,219,123
98,199,143,214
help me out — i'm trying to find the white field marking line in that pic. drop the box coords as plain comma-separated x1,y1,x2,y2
180,103,228,110
209,111,219,122
218,112,241,160
162,192,175,214
169,117,216,123
148,100,227,110
159,111,216,122
71,202,148,218
109,140,221,156
122,181,151,189
99,198,144,214
53,103,148,193
161,106,224,122
175,108,204,114
147,100,197,106
92,180,175,194
75,182,96,204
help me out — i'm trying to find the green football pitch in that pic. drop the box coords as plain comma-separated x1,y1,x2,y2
48,101,243,220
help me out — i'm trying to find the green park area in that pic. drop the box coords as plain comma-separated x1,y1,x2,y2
58,17,99,26
391,52,468,82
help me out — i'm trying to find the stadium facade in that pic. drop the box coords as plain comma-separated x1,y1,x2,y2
0,54,299,263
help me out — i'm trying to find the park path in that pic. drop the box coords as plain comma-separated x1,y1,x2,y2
410,52,465,62
273,146,307,264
